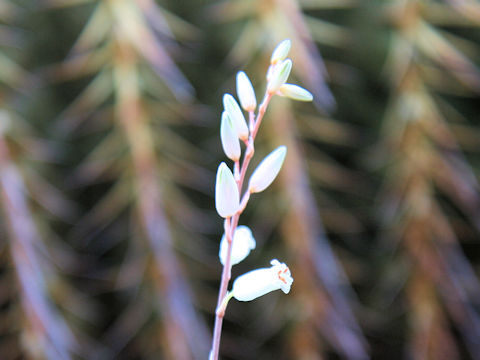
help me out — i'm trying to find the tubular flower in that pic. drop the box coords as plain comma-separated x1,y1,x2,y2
232,259,293,301
219,225,256,266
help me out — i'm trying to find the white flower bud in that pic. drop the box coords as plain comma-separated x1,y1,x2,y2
267,59,292,94
270,39,291,65
278,84,313,102
220,112,241,161
232,259,293,301
223,94,249,141
219,225,256,266
248,146,287,193
215,162,239,218
236,71,257,112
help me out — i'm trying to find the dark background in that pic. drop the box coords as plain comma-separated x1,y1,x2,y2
1,0,480,359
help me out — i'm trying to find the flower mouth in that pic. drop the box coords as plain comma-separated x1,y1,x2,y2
270,259,293,294
277,268,290,285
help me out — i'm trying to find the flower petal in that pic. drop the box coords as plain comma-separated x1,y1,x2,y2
232,268,278,301
232,259,293,301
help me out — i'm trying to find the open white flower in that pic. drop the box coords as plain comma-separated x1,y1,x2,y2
215,162,239,218
219,225,256,266
232,259,293,301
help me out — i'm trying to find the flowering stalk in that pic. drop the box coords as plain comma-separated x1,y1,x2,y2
210,93,273,360
210,39,312,360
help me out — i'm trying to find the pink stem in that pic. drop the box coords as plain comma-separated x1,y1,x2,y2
210,93,273,360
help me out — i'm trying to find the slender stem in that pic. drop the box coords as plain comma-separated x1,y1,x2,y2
210,93,274,360
252,93,273,138
234,160,240,182
237,93,273,192
248,110,255,132
216,292,235,318
237,191,251,214
237,139,254,192
211,218,232,359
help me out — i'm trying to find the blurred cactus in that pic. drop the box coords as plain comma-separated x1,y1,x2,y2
0,0,478,359
372,0,480,358
49,0,209,358
0,3,78,359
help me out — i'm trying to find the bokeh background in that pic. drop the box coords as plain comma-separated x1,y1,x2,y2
1,0,480,359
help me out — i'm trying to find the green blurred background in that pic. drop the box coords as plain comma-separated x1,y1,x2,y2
1,0,480,359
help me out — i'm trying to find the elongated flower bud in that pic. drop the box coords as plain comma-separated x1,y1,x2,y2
223,94,249,141
278,84,313,102
220,112,241,161
236,71,257,112
267,59,292,94
215,162,239,218
270,39,291,65
219,225,256,266
232,259,293,301
248,146,287,193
